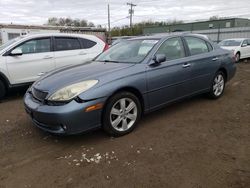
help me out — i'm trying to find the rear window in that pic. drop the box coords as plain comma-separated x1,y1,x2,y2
79,38,97,49
184,37,209,56
55,37,81,51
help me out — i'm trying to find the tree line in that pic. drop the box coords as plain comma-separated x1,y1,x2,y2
46,16,223,37
46,17,95,27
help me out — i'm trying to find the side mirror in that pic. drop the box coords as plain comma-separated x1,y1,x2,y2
242,43,247,47
10,48,23,56
153,54,166,64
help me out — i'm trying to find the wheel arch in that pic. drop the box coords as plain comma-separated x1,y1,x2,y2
102,86,145,121
110,86,144,111
218,67,228,82
0,72,10,89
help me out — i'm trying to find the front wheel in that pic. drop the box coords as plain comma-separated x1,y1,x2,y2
102,92,142,137
208,71,225,99
0,80,6,100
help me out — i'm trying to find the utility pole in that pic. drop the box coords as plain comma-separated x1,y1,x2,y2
107,4,111,44
127,2,136,34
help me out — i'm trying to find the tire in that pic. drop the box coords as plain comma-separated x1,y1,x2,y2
235,52,240,63
0,80,6,100
102,91,142,137
208,71,226,99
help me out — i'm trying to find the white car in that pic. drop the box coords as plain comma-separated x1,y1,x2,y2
219,38,250,62
0,33,108,99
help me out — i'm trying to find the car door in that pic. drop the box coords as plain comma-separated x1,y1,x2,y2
240,39,248,58
182,36,220,93
6,37,55,84
146,37,191,109
53,36,90,68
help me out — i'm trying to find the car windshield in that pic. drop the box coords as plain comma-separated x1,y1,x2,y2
0,37,21,51
96,39,159,64
219,40,242,47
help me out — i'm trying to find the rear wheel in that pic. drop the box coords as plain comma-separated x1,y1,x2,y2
102,92,142,137
0,80,6,100
208,71,225,99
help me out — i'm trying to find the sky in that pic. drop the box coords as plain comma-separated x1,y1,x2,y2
0,0,250,28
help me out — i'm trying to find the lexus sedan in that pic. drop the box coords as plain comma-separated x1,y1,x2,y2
24,34,236,137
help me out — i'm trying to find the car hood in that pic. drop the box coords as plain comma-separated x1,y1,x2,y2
33,61,135,93
220,46,238,51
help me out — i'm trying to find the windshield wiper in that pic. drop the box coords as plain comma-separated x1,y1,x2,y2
98,60,120,63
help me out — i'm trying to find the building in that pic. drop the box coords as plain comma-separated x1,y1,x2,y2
142,18,250,42
0,24,107,44
143,18,250,34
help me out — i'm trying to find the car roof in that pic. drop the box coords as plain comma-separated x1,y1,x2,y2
20,32,98,40
129,33,211,41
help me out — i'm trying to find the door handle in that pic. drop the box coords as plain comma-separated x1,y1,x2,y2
182,63,191,68
38,72,46,76
43,55,53,59
212,57,219,61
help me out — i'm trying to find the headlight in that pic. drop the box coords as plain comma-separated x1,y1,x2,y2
48,80,98,101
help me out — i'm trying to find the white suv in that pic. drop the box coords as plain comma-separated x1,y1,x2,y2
0,33,108,99
219,38,250,62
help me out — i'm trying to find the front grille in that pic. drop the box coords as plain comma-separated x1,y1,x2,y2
32,87,48,102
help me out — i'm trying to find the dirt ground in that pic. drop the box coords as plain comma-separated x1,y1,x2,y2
0,62,250,188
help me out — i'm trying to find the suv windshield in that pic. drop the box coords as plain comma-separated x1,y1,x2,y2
219,40,242,47
0,37,21,51
96,39,159,64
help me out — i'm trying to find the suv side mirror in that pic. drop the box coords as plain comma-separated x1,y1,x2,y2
10,48,23,56
242,43,247,47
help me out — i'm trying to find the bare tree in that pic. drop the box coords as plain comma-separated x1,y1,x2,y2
46,17,94,27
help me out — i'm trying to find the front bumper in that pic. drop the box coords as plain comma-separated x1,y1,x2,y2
24,91,106,135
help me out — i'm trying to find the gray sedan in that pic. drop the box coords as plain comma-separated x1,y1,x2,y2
24,34,236,136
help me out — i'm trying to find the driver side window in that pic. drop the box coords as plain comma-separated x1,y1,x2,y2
156,37,185,61
13,38,51,55
247,39,250,45
242,40,248,46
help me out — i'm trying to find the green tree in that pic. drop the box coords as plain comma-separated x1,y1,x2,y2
110,20,184,37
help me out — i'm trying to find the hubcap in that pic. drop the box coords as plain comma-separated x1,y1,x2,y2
213,74,224,96
110,98,138,132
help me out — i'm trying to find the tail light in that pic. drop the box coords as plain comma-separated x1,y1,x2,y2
103,43,109,52
96,35,109,52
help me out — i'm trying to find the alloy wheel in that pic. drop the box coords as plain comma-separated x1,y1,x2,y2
213,74,225,97
110,98,138,132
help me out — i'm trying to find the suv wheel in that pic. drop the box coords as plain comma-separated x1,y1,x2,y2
0,80,6,100
102,92,142,137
